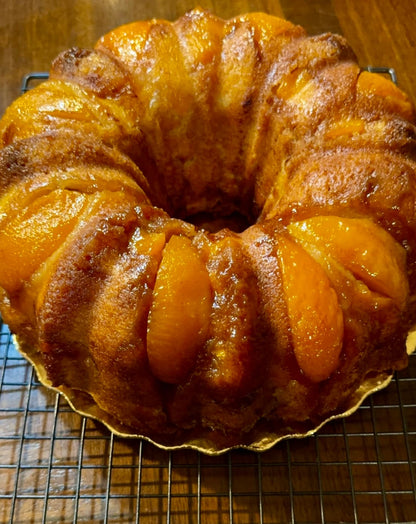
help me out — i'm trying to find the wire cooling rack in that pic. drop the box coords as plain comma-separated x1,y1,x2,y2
1,70,416,524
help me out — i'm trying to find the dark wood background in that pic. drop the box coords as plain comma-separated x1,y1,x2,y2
1,0,415,116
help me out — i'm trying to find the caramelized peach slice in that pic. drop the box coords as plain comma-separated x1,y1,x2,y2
242,12,296,37
146,235,212,384
96,21,151,72
0,189,87,294
278,235,344,382
325,118,365,139
287,216,408,309
275,69,312,100
357,71,414,121
133,232,166,258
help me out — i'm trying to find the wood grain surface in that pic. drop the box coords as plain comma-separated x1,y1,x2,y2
1,0,415,116
1,2,416,523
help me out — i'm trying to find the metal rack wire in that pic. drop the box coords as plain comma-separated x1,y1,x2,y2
1,70,416,524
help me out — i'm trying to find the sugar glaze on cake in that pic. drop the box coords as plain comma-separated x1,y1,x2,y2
0,8,415,452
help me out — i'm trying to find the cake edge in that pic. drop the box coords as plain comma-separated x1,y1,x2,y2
12,328,416,455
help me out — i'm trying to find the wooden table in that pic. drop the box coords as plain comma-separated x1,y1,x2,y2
1,1,416,523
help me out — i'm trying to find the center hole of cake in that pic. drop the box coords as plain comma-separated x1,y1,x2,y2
185,211,252,233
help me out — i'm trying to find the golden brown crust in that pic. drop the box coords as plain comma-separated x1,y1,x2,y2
0,7,415,452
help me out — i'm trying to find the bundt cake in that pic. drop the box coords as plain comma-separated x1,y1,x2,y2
1,7,416,453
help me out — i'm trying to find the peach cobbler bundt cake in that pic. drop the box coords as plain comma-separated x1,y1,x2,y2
1,8,416,452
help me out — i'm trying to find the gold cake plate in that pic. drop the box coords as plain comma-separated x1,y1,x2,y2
13,329,416,456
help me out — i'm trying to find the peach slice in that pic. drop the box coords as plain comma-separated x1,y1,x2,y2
0,189,87,294
278,235,344,382
146,234,212,384
287,216,408,309
357,70,414,121
275,69,312,100
325,118,365,139
134,232,166,258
